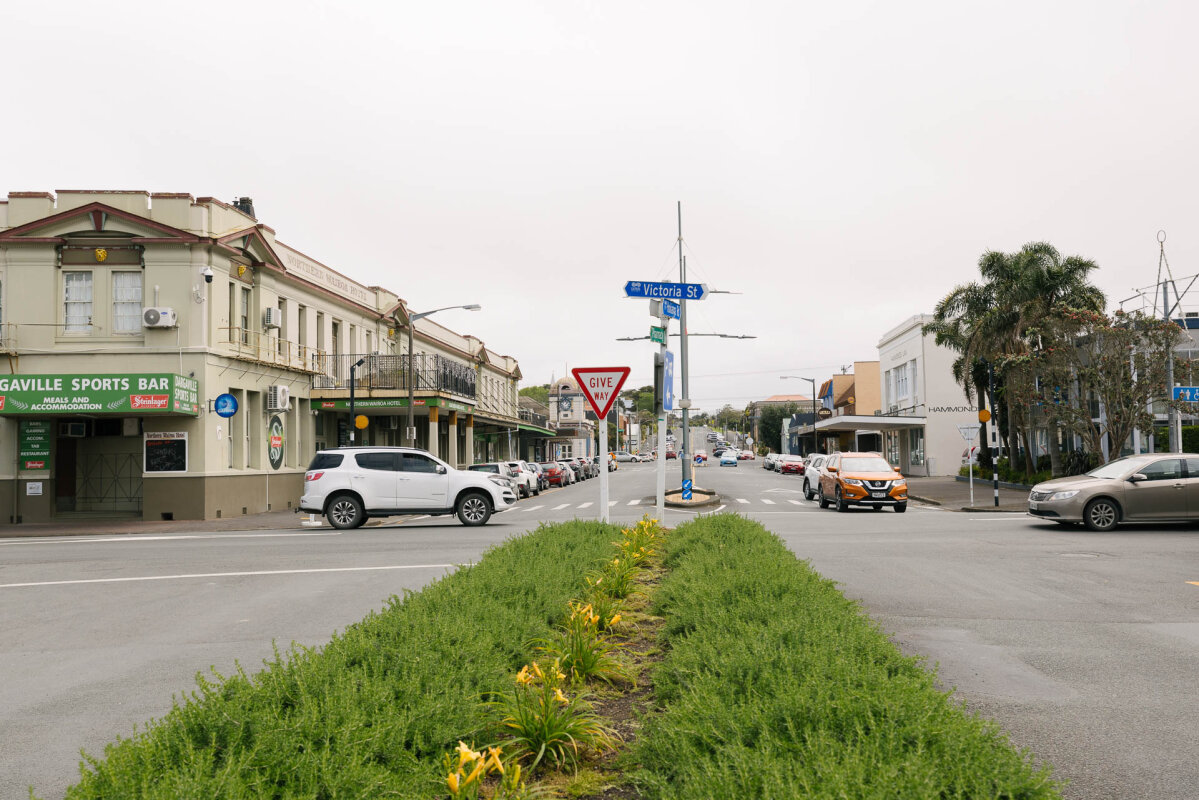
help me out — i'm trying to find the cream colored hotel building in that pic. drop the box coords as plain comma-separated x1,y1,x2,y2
0,191,527,523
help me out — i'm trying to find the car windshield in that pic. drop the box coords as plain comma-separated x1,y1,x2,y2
468,464,498,473
539,463,558,470
840,456,894,473
1087,456,1154,479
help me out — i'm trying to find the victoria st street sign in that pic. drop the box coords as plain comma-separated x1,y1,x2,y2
624,281,708,301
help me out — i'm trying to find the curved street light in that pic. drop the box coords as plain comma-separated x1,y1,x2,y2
407,304,482,448
781,375,819,456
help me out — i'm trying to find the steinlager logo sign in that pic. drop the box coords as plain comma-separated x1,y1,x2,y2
268,415,285,470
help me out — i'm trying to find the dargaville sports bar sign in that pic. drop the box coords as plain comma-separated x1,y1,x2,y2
0,374,200,416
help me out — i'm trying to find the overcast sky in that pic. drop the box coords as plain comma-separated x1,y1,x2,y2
3,0,1197,411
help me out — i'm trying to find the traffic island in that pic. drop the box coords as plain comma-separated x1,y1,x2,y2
664,487,720,508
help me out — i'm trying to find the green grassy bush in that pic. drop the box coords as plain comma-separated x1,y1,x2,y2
60,521,621,800
630,514,1061,800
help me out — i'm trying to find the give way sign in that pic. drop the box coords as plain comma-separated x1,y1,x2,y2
572,367,631,419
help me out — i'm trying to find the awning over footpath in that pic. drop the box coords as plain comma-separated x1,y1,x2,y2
792,414,926,434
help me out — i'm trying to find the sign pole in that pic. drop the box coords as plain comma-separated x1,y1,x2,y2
656,320,669,521
599,415,610,523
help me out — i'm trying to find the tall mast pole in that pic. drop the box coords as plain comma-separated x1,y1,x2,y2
679,202,693,487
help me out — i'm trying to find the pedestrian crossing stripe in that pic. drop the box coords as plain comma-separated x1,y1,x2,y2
736,498,749,504
761,498,775,504
628,499,640,505
578,502,593,509
552,504,570,510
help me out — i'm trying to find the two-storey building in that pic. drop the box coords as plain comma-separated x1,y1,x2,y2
0,190,522,523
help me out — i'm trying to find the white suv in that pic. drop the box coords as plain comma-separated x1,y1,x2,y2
300,447,517,529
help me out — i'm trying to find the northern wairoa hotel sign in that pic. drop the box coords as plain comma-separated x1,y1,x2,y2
0,374,200,416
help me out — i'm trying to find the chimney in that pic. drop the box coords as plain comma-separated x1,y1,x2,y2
233,197,256,219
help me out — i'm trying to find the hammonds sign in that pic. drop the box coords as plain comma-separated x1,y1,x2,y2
0,374,200,416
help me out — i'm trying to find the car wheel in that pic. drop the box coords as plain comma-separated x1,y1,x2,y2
803,480,815,501
1083,498,1118,532
835,487,848,513
818,486,830,509
457,491,492,526
327,494,365,530
894,502,907,513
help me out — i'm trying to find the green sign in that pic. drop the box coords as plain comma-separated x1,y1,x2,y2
268,415,285,470
0,374,200,416
650,326,666,344
19,419,51,471
314,397,471,412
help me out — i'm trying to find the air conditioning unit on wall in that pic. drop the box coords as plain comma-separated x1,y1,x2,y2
142,307,178,328
263,307,281,329
267,385,291,411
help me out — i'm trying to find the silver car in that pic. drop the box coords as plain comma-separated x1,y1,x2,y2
1028,453,1199,531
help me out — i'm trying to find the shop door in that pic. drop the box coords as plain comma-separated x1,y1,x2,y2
76,452,143,513
55,438,77,512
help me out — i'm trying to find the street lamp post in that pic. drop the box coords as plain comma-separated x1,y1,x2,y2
780,376,818,455
406,304,481,449
349,356,367,444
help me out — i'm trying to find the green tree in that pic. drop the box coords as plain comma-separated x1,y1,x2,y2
758,403,798,454
519,384,549,406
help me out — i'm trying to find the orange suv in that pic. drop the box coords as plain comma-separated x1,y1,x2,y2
818,452,907,513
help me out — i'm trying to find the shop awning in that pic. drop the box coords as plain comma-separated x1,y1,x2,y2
0,373,199,416
518,422,555,436
792,414,926,434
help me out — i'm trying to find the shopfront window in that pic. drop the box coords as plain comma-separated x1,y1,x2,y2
64,271,93,333
112,272,143,333
885,431,900,466
909,427,925,466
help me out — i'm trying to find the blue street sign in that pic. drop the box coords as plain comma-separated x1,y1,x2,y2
662,298,681,319
1173,386,1199,402
625,280,707,301
682,478,693,500
663,350,675,411
213,393,239,418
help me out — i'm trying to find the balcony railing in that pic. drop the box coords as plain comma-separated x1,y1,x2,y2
0,323,16,354
219,327,323,373
310,353,477,399
519,408,549,428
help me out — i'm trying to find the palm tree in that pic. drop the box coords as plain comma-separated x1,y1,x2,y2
925,242,1105,477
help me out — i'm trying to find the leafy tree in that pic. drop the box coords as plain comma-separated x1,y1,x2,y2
758,403,798,454
519,384,550,406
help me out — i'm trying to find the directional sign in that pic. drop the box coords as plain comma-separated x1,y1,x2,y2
957,423,980,441
662,298,681,319
624,280,707,301
662,351,675,411
650,325,666,344
682,478,693,501
1173,386,1199,402
572,367,632,419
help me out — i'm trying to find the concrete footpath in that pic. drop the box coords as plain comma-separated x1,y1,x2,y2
905,476,1029,512
0,509,314,538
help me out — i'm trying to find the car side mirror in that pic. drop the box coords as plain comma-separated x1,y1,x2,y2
826,466,838,474
437,465,448,475
1128,473,1146,483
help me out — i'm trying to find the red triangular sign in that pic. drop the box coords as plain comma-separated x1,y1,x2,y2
571,367,631,419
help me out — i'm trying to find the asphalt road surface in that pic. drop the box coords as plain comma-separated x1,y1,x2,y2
4,440,1199,799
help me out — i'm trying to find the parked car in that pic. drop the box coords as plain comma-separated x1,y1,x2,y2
818,452,907,513
301,447,517,529
505,461,540,497
712,446,728,458
802,455,827,500
738,451,755,460
467,461,519,486
665,450,677,459
763,453,780,470
1028,453,1199,531
613,450,636,462
634,452,653,462
527,461,549,491
694,449,707,462
560,460,581,483
779,455,805,475
719,450,739,467
539,461,570,487
597,454,617,472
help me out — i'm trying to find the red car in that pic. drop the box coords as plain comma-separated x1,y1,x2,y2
538,462,569,487
666,450,677,459
778,455,805,474
738,451,755,460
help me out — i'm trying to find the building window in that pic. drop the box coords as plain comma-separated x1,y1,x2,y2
240,287,251,343
908,359,918,406
895,363,909,400
909,427,925,466
64,271,93,333
885,431,900,466
112,271,143,334
277,298,287,356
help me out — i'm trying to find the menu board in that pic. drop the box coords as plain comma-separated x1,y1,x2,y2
144,432,188,472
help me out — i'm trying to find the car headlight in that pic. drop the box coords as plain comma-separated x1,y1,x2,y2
842,478,863,486
1048,490,1079,501
488,475,510,488
892,479,906,487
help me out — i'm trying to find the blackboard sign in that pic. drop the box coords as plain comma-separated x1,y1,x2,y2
144,432,188,472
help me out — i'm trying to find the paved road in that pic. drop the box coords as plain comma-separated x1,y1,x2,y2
4,446,1199,799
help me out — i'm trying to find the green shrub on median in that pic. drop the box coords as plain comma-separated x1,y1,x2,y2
631,514,1061,800
62,521,621,800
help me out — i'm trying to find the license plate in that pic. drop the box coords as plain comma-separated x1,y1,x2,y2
1029,501,1038,510
871,492,885,498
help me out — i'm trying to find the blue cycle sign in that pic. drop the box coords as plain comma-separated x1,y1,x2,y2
214,393,239,418
624,281,708,301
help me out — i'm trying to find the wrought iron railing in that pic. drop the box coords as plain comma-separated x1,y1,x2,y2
219,327,323,372
519,408,549,428
310,353,477,398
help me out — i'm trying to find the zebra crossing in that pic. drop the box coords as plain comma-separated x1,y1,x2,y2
510,495,820,512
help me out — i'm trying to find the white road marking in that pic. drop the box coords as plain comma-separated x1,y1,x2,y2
736,498,749,504
0,531,345,546
408,515,431,521
0,564,455,590
578,502,593,509
522,505,544,512
712,505,727,513
788,500,804,505
609,501,618,507
553,504,571,510
761,498,776,505
627,499,641,506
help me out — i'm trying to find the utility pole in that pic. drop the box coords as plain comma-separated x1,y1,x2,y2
679,202,693,487
1164,278,1179,452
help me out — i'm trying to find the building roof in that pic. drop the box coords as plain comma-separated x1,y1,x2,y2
759,394,811,404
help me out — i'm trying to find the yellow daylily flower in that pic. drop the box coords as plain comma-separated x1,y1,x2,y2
554,687,570,705
465,759,486,785
512,763,522,784
447,772,460,793
487,746,505,773
456,741,481,768
609,613,622,626
516,665,532,685
531,662,543,679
